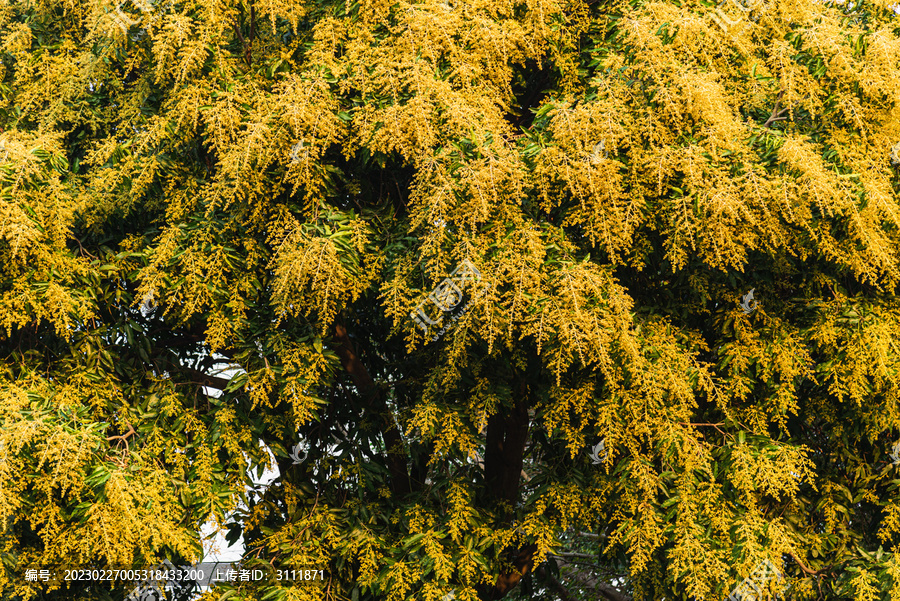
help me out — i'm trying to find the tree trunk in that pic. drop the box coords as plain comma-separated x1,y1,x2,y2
483,393,530,513
480,380,533,599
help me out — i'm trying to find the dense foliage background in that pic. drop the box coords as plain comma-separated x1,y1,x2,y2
2,0,900,599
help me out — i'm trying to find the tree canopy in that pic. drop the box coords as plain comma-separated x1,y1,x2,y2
2,0,900,599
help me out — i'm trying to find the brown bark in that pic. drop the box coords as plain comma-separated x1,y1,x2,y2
332,321,411,498
483,394,531,513
410,438,436,492
481,386,533,599
487,544,538,600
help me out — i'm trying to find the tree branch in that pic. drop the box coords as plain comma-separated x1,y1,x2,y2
179,365,231,390
155,356,231,390
106,423,136,451
486,544,538,600
554,554,633,601
763,89,789,129
232,9,253,67
789,551,823,575
679,421,728,437
596,581,633,601
537,564,580,601
333,321,410,497
788,551,848,578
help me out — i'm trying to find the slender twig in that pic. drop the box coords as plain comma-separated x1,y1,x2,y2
232,16,251,66
763,89,789,128
106,423,136,452
553,558,633,601
788,551,846,577
787,551,841,600
232,18,245,47
538,564,580,601
73,236,96,259
679,421,728,437
789,551,822,575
